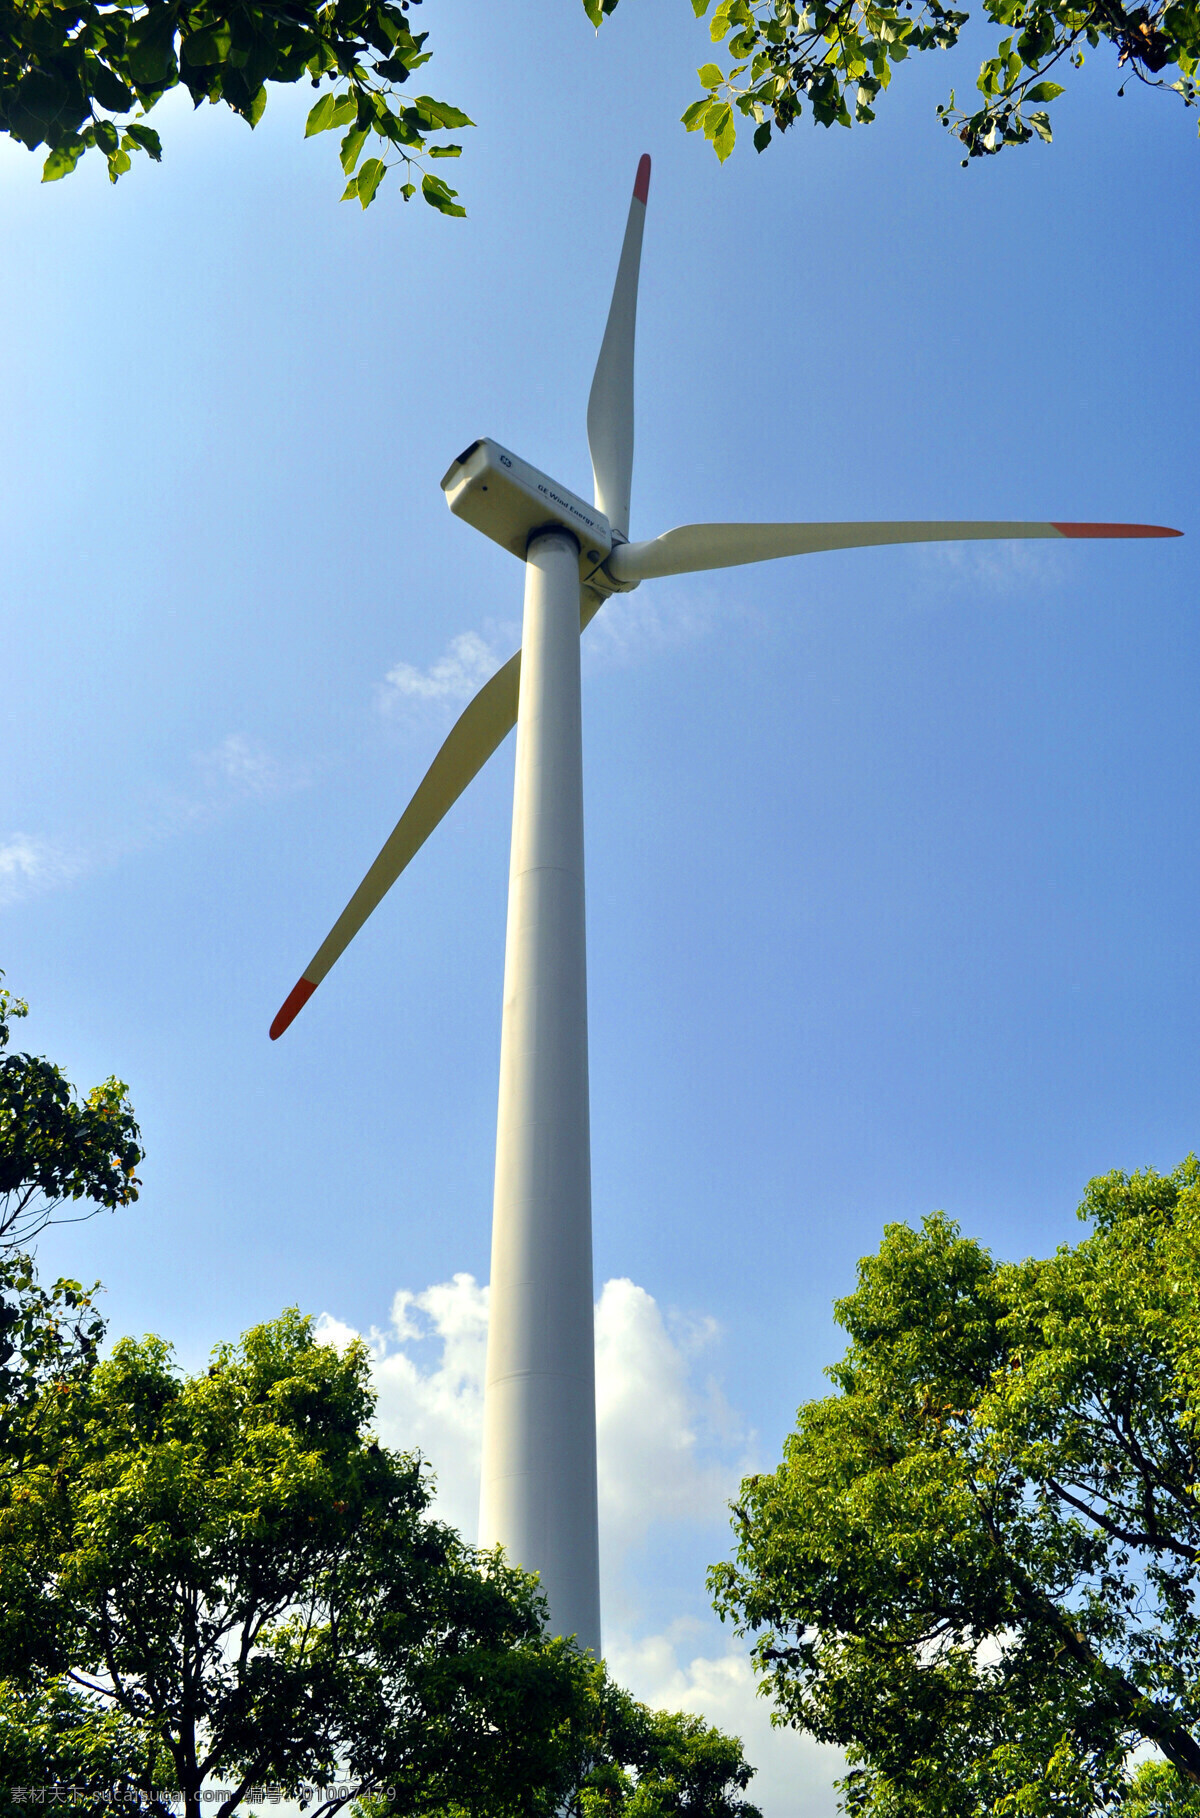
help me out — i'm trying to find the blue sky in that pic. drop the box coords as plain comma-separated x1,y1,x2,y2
3,0,1196,1805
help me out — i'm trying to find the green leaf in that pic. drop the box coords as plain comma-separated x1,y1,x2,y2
7,70,82,148
428,143,461,157
341,173,360,201
753,118,772,149
340,125,367,172
94,117,120,155
705,99,736,157
421,170,467,215
582,0,604,22
305,92,336,135
1024,80,1064,101
180,24,231,66
41,137,86,181
1029,107,1053,139
87,60,135,113
698,61,725,87
354,156,386,206
703,98,728,137
125,7,179,88
245,84,267,127
411,95,473,128
681,98,712,129
106,147,132,182
123,123,163,160
710,1,735,41
385,106,424,147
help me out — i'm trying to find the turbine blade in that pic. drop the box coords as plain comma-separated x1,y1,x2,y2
587,154,651,543
270,650,521,1039
270,592,608,1040
607,520,1182,583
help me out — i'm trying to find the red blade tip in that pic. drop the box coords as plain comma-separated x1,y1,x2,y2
633,154,651,204
270,976,316,1041
1053,522,1182,539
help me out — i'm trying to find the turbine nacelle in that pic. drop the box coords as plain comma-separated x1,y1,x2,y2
441,438,634,595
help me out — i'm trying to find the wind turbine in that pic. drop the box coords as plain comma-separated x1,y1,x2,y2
270,153,1180,1663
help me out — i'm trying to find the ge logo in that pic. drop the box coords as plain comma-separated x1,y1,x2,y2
499,454,512,467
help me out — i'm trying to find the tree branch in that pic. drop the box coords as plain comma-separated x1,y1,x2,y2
1046,1476,1195,1561
978,1501,1200,1786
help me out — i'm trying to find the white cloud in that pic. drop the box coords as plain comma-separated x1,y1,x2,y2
317,1273,488,1538
608,1625,844,1818
596,1277,749,1555
379,631,507,714
310,1313,360,1352
194,732,301,801
314,1272,837,1815
373,584,739,727
1,733,309,908
0,834,80,906
583,580,740,672
915,537,1066,596
317,1272,747,1562
380,1274,490,1534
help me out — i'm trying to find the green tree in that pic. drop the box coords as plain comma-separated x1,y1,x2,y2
589,0,1198,162
0,974,140,1489
709,1157,1200,1818
2,1663,765,1818
0,1248,103,1483
1125,1762,1200,1818
0,0,469,205
0,1306,761,1818
5,0,1193,208
577,1701,763,1817
0,1308,592,1815
0,973,142,1255
0,1675,174,1815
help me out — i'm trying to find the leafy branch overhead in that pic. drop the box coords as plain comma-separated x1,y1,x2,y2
595,0,1198,161
0,0,470,207
4,0,1195,210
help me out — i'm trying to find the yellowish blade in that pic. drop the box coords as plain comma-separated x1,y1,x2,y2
607,520,1181,583
587,154,650,542
271,591,606,1038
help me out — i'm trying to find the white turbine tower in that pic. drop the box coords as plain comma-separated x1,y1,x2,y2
270,154,1180,1663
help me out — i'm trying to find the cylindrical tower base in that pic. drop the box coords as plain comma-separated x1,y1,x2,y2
478,529,601,1660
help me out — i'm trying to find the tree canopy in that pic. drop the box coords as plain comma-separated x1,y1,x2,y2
709,1157,1200,1818
0,974,142,1255
661,0,1198,165
0,1304,762,1818
0,0,468,205
576,1702,763,1818
0,1308,594,1816
0,975,140,1494
0,0,1194,209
